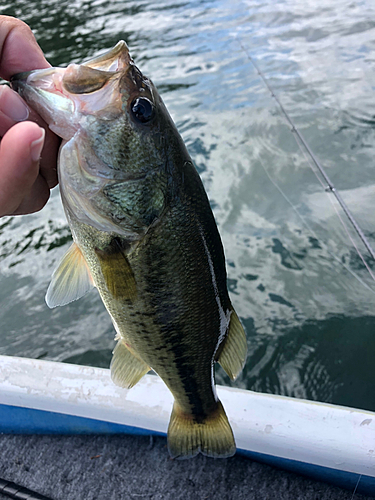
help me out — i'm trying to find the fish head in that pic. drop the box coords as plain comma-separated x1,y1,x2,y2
11,41,165,164
11,42,182,236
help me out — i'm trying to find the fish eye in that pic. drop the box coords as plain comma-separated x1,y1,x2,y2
130,97,154,123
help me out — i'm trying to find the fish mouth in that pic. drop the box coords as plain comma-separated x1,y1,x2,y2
11,66,77,140
11,67,67,99
11,70,39,86
10,41,133,140
80,40,132,71
11,40,131,85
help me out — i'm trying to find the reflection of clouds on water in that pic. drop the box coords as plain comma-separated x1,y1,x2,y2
306,184,375,227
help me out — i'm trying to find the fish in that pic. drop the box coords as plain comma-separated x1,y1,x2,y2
11,41,247,459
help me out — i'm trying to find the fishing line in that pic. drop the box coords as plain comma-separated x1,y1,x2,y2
237,41,375,273
257,154,375,294
294,128,375,283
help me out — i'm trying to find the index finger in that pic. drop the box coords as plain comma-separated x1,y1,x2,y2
0,16,50,81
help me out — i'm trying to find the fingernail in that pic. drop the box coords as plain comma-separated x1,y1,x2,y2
30,128,45,162
0,85,29,121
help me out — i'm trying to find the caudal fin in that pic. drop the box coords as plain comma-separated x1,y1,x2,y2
167,401,236,459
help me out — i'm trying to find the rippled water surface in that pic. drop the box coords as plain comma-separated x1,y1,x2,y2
1,0,375,411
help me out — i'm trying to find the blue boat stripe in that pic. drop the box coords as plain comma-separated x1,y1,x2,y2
0,404,374,497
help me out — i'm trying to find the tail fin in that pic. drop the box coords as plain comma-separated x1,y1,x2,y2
167,401,236,459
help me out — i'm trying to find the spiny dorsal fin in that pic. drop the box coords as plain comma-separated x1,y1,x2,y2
167,400,236,459
45,242,94,308
217,307,247,380
95,247,137,301
110,338,150,389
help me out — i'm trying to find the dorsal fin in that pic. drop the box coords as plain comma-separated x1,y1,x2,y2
217,307,247,380
45,242,94,308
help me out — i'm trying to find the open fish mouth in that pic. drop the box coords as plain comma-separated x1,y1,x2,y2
10,41,133,140
11,40,131,84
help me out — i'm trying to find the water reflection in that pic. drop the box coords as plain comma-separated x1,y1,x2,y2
216,314,375,412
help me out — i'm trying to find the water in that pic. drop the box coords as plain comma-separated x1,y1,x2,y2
1,0,375,411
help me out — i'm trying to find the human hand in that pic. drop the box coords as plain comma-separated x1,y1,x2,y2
0,16,60,217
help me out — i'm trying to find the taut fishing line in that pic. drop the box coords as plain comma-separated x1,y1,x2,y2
237,40,375,289
257,154,375,294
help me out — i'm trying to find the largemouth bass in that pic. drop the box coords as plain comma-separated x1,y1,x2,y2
11,42,247,459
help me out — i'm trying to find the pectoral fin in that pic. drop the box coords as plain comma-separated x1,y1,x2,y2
45,242,94,308
217,307,247,380
110,338,150,388
95,246,137,301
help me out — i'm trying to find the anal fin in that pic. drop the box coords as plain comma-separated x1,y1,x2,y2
110,338,150,389
217,307,247,380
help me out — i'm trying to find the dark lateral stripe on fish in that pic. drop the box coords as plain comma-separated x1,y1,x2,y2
163,333,207,420
141,265,209,417
152,297,218,419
